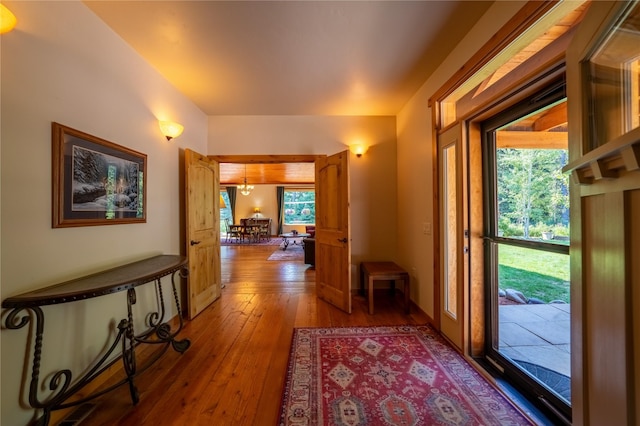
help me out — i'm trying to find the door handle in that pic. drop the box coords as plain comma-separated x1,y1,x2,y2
337,237,348,243
190,240,201,246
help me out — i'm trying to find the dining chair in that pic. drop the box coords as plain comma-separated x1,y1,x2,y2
225,218,241,243
241,218,259,243
258,218,272,242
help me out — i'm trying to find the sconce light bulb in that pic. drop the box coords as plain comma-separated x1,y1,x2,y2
159,120,184,141
0,5,17,34
351,144,366,158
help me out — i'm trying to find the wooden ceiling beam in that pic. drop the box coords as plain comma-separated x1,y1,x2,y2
496,131,567,149
209,155,319,163
216,158,317,185
533,103,567,131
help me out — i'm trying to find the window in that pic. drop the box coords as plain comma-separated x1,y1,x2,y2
283,189,315,225
584,1,640,151
220,190,233,234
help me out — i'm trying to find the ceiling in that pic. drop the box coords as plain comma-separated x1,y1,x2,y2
220,162,315,185
84,1,585,185
85,1,493,116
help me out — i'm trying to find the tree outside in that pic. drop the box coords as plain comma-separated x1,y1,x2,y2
284,190,315,224
497,148,569,240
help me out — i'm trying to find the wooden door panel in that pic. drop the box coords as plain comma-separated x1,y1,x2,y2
191,166,215,230
315,151,351,313
583,192,628,426
189,244,218,313
438,124,464,350
185,149,221,319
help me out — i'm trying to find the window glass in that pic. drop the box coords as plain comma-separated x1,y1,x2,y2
220,190,233,234
284,189,315,225
585,1,640,149
484,93,571,411
496,147,570,245
443,144,457,318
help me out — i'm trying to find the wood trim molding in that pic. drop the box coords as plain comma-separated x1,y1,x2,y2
428,1,557,107
563,127,640,185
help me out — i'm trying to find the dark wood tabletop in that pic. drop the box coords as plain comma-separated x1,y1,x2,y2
2,255,187,308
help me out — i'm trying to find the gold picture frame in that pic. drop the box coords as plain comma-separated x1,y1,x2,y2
52,122,147,228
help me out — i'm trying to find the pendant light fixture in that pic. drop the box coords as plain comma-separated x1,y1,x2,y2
238,164,254,196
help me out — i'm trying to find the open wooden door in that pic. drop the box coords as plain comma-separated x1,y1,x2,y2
315,151,351,313
185,149,222,319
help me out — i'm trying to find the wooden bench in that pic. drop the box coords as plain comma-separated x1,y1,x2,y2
360,261,410,315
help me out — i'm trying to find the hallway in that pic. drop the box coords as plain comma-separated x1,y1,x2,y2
82,244,430,425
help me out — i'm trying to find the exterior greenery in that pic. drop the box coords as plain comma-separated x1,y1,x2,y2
499,244,570,303
497,148,569,239
220,191,233,233
284,189,315,225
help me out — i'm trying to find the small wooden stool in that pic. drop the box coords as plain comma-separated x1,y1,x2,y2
360,261,410,315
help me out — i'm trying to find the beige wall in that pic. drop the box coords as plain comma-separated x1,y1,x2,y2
396,1,525,318
229,185,278,235
233,185,280,228
209,115,399,281
0,0,531,423
0,2,207,424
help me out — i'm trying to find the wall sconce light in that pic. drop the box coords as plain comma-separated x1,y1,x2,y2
350,144,367,158
158,120,184,141
0,4,17,34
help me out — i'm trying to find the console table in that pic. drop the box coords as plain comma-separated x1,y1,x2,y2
2,255,190,426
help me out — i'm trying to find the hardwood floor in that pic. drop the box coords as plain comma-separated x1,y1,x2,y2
81,244,430,426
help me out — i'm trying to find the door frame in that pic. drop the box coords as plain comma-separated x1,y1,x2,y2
209,154,352,312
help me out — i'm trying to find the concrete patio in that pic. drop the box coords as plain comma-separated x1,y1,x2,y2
498,303,571,398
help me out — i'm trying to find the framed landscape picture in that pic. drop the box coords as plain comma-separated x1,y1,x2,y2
52,122,147,228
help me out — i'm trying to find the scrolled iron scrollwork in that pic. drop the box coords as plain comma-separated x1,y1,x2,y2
2,255,190,425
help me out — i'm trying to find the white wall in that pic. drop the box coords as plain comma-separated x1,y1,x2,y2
209,115,399,281
1,2,207,424
396,1,526,317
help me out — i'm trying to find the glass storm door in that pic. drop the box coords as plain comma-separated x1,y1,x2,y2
482,82,571,422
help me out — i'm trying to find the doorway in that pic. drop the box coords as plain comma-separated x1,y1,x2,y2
215,158,318,290
211,153,353,314
481,81,571,422
216,160,317,240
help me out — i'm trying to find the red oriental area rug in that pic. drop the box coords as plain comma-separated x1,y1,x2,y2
279,326,533,426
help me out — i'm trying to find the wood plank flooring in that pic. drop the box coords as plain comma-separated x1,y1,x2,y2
80,244,430,426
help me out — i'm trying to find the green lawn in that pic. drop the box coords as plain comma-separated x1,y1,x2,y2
498,245,570,303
